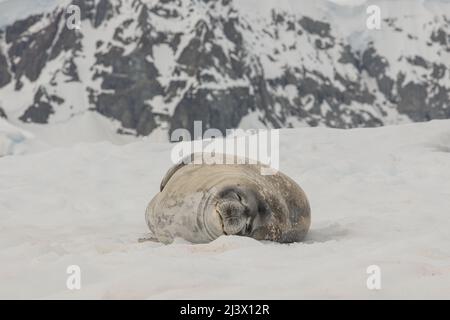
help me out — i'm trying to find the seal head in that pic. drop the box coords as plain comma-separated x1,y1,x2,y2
215,186,271,237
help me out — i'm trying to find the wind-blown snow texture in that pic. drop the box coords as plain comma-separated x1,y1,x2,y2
0,120,449,299
0,0,449,142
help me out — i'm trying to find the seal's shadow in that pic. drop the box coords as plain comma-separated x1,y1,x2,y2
427,131,450,153
303,223,349,244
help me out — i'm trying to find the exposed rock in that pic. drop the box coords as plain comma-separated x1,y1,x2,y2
362,46,388,77
7,12,62,85
94,42,163,135
0,107,7,119
19,87,64,123
299,16,332,38
407,55,428,68
170,87,253,138
432,63,446,79
5,14,43,43
397,82,428,121
431,29,448,47
0,48,11,88
94,0,114,28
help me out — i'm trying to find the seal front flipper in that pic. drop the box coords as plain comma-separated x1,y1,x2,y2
160,162,185,191
159,154,196,191
138,233,158,243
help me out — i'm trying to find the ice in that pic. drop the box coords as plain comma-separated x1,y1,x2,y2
0,120,449,299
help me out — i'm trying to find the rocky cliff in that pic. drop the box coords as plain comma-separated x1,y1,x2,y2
0,0,449,140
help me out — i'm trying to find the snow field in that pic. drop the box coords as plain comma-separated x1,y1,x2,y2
0,120,449,298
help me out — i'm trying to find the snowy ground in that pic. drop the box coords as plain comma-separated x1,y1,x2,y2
0,120,450,299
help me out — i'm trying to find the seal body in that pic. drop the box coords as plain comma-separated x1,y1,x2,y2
145,154,311,244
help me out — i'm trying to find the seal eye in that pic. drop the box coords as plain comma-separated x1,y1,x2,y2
229,191,242,202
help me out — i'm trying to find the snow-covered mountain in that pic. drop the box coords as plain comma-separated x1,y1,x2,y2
0,0,449,141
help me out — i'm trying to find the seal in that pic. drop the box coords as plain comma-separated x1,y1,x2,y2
145,153,311,244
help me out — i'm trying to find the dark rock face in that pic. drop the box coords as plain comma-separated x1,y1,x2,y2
19,87,63,123
5,7,81,89
7,13,60,87
94,0,114,28
0,0,449,138
170,87,253,138
93,36,164,134
398,82,428,121
299,16,332,38
0,107,7,119
431,28,449,49
0,47,11,88
5,14,43,43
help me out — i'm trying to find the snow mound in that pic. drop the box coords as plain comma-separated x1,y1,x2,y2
0,118,38,156
0,120,449,299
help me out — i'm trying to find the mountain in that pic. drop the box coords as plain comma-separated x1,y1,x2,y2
0,0,449,141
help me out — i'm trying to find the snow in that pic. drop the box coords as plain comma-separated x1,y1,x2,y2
0,0,69,28
19,111,138,148
1,120,450,299
0,118,41,156
238,110,268,130
152,44,176,87
0,112,138,156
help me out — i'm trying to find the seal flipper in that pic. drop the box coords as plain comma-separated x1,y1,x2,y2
160,161,185,191
138,233,158,243
160,154,196,191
